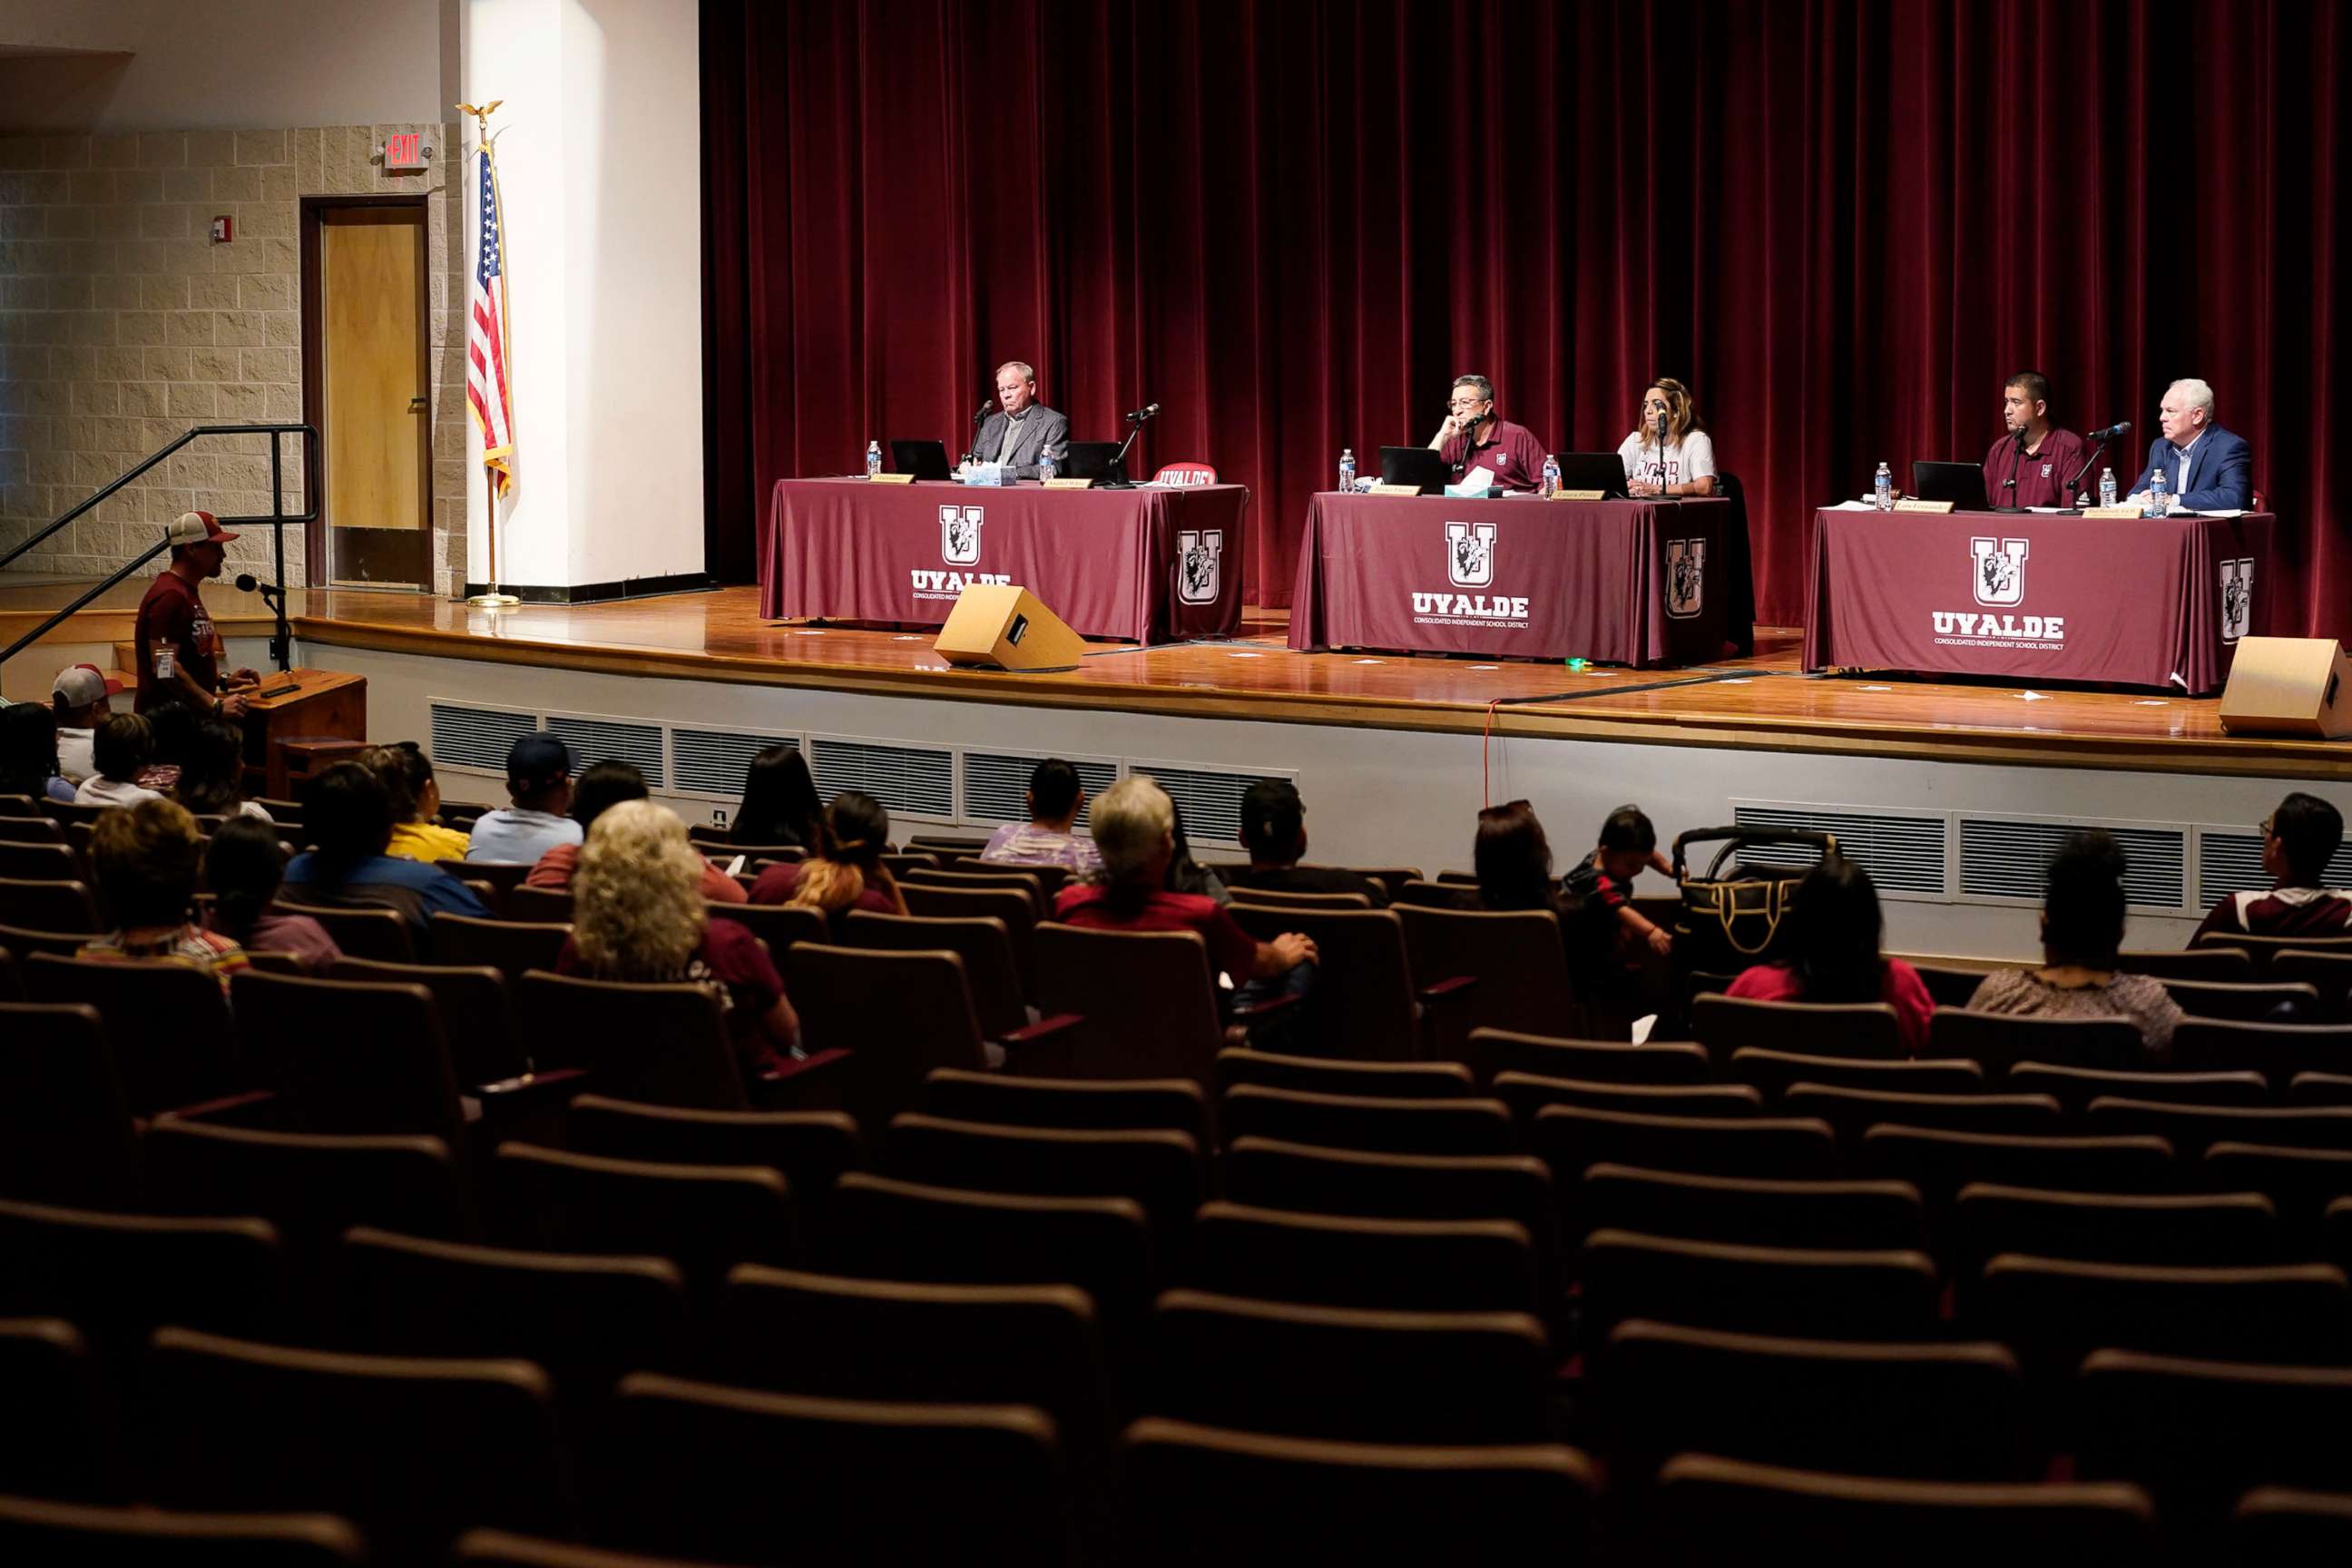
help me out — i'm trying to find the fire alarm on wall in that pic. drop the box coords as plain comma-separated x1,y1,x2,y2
210,215,232,243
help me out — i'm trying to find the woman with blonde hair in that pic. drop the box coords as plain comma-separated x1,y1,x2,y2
1618,377,1719,497
556,799,799,1072
749,790,908,935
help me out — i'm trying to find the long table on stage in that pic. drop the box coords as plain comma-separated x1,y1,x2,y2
761,477,1247,643
1286,492,1730,666
1802,507,2280,694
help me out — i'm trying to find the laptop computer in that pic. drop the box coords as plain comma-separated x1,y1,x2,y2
1553,452,1632,499
889,439,952,481
1912,459,1994,512
1059,441,1128,484
1377,446,1451,495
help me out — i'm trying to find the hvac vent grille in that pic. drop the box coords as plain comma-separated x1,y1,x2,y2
1134,765,1285,848
1961,818,2186,908
672,730,798,799
544,715,665,784
1729,807,1948,894
2200,831,2352,904
965,753,1117,828
810,738,953,819
428,702,539,772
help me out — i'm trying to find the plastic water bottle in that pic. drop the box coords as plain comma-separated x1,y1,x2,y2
1542,454,1561,498
1037,449,1056,483
865,440,881,480
1338,448,1356,495
2146,465,2169,517
2098,467,2118,508
1874,462,1893,511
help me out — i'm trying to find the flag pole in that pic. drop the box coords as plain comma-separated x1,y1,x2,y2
461,97,519,609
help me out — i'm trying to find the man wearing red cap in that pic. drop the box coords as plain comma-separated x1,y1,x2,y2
136,511,260,717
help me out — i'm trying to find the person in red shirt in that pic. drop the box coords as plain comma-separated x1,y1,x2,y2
2193,792,2352,944
750,790,908,934
1981,371,2089,511
1728,857,1935,1054
135,511,259,718
1054,776,1317,994
1426,374,1549,493
526,760,746,904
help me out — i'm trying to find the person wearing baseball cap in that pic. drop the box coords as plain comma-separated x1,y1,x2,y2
50,662,123,784
466,731,583,865
135,510,260,718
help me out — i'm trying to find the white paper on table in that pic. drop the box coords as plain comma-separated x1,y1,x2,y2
1829,499,1879,510
2192,507,2245,518
1445,466,1499,497
2027,506,2070,514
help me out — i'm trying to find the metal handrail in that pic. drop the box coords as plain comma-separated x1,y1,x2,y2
0,423,318,673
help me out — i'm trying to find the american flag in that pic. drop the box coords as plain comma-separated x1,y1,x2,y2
467,144,515,494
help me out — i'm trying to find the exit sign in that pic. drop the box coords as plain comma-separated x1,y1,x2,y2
381,132,431,172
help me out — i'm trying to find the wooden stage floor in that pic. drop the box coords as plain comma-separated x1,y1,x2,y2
8,576,2348,779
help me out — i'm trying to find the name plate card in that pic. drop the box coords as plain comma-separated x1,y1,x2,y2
1553,488,1606,501
868,472,915,485
1044,476,1095,490
1893,498,1956,514
2081,505,2141,518
1368,483,1425,497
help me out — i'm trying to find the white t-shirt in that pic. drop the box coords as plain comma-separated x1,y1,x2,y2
74,775,162,808
56,727,95,784
1617,428,1718,490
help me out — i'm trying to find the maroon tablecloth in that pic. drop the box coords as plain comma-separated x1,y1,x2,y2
1285,493,1730,666
1802,508,2281,694
760,479,1247,643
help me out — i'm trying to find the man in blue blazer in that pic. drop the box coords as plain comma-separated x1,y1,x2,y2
2127,377,2253,512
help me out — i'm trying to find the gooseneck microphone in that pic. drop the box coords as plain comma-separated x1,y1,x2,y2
1124,402,1161,424
2088,420,2132,442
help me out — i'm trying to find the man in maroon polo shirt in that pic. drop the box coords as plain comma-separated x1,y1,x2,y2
1981,371,2088,510
135,510,260,718
1427,374,1549,493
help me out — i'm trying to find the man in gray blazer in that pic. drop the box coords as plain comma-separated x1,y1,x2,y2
968,360,1070,479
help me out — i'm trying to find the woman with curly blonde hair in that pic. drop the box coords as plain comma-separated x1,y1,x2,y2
557,799,799,1071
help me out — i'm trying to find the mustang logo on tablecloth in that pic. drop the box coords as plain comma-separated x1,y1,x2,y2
1971,536,2030,606
1446,521,1498,588
1666,537,1706,619
940,505,985,565
1177,529,1224,604
2220,557,2254,644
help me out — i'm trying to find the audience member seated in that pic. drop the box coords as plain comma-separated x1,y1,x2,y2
1562,802,1676,957
50,662,117,784
1055,777,1317,1001
1472,799,1557,912
368,741,470,862
979,757,1102,874
466,732,583,863
527,759,746,903
76,797,249,986
172,718,271,820
729,742,824,848
201,814,341,973
281,760,491,929
73,712,164,807
2193,791,2350,943
750,791,909,932
1728,856,1935,1054
1966,830,2181,1058
1227,778,1386,905
134,696,198,791
0,701,77,803
557,799,799,1073
1167,798,1230,905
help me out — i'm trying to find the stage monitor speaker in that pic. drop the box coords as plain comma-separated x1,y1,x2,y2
2220,636,2352,740
933,584,1086,671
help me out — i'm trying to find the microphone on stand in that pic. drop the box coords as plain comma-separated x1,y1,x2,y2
2063,423,2128,508
1652,409,1670,489
2001,426,2028,508
1125,402,1161,425
2087,420,2132,442
963,398,993,466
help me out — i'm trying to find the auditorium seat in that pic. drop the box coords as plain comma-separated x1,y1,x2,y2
227,971,467,1146
142,1122,467,1255
1227,905,1458,1061
2291,1071,2352,1105
37,799,113,830
705,899,828,953
1216,1048,1474,1102
904,863,1059,902
22,954,240,1118
2083,1097,2352,1158
922,1068,1208,1143
0,1494,365,1565
0,876,98,932
325,956,521,1084
429,914,567,980
1395,904,1580,1050
845,909,1029,1040
1652,1455,2155,1559
1034,924,1235,1086
0,1003,140,1209
1390,877,1472,907
275,901,413,963
491,1143,795,1302
1528,1105,1839,1187
1575,1165,1928,1253
2199,932,2352,976
515,973,751,1110
1220,1138,1558,1287
1727,1049,1985,1101
1927,1008,2146,1073
1146,1288,1550,1445
0,840,76,881
2162,977,2323,1022
0,920,92,958
1186,1201,1538,1316
143,1326,569,1558
2004,1062,2269,1114
587,1375,1073,1565
2201,1143,2352,1255
2277,950,2352,1021
1492,1071,1762,1124
1118,1417,1594,1568
1948,1186,2279,1312
2170,1017,2352,1083
1782,1085,2063,1148
0,812,65,839
455,859,534,916
2118,946,2256,983
0,1318,117,1502
454,1530,711,1567
1690,995,1904,1063
882,1113,1203,1247
504,885,573,924
2232,1489,2352,1559
339,1227,691,1414
1578,1230,1942,1343
787,943,1004,1130
1220,1084,1514,1157
899,882,1040,992
0,1199,283,1365
1592,1320,2031,1483
1226,885,1372,910
1465,1029,1712,1086
1857,1127,2179,1208
1908,963,1992,1010
562,1095,861,1226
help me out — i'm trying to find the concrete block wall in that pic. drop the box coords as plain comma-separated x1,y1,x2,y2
0,123,467,594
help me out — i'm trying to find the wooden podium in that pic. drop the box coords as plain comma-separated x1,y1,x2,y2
239,668,369,799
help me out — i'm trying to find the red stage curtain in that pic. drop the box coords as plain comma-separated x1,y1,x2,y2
701,0,2348,637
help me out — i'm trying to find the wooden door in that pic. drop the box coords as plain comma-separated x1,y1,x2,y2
319,206,430,586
